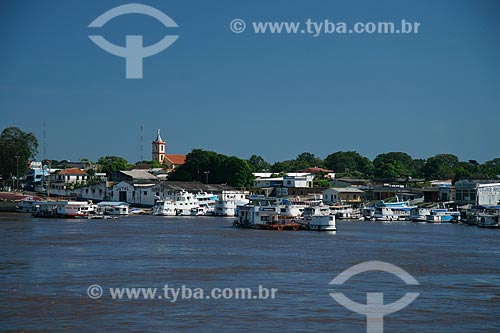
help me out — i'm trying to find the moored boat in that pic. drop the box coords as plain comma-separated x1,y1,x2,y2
32,201,97,218
476,206,500,228
308,214,336,231
373,200,415,221
96,202,129,215
153,190,198,216
410,207,433,222
426,209,460,223
233,204,304,231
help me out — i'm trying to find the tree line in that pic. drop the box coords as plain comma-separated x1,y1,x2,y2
250,151,500,181
2,127,499,190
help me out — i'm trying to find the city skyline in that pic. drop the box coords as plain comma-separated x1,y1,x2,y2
1,0,499,164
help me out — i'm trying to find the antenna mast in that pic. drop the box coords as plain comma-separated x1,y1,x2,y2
141,124,144,161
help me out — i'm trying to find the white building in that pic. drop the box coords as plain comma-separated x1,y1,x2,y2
253,172,314,188
455,180,500,206
283,174,314,188
49,168,90,196
76,182,111,202
476,183,500,205
111,181,158,206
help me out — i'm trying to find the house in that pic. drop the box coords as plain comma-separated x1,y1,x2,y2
254,173,314,189
49,168,90,196
52,168,89,183
283,173,314,188
322,187,365,206
26,162,50,191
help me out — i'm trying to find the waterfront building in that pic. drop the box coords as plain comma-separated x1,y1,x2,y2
110,170,158,182
322,187,364,206
49,168,90,196
454,180,500,206
109,180,235,207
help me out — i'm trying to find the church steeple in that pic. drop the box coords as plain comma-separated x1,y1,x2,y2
152,129,166,163
155,129,164,143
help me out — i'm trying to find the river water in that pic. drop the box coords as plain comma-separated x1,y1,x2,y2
1,213,499,332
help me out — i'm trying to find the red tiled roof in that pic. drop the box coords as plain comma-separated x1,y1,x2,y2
58,168,88,175
165,154,186,165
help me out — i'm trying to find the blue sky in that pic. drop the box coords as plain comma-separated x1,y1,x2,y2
1,0,499,164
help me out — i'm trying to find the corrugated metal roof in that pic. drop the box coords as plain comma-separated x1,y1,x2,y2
120,170,157,180
325,187,364,193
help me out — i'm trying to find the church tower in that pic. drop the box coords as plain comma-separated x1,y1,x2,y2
152,129,166,163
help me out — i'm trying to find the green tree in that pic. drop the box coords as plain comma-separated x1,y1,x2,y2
422,154,461,180
0,127,38,182
247,155,271,173
481,158,500,179
97,156,129,175
221,156,254,188
151,160,162,168
324,151,373,177
270,160,296,173
170,149,254,188
373,152,414,179
296,152,323,167
270,152,323,173
412,158,426,178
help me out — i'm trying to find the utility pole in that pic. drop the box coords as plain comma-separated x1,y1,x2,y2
14,155,19,192
47,160,51,198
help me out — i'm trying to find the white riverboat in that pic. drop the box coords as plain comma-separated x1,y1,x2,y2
410,207,433,222
302,205,330,219
32,201,97,218
234,204,304,231
195,192,217,215
278,199,306,218
190,202,213,216
373,200,415,221
96,201,129,216
153,190,198,216
309,214,336,231
234,204,279,228
17,196,40,213
214,199,247,216
329,204,355,219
